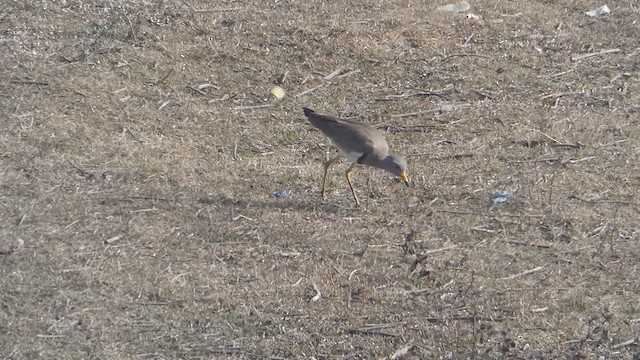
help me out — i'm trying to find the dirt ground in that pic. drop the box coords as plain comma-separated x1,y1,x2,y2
1,0,639,359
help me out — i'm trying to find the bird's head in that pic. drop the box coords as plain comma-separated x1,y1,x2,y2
383,154,410,186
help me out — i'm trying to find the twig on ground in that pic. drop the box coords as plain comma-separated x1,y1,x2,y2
343,327,399,337
402,288,430,296
186,85,207,95
332,265,345,277
410,245,457,272
208,94,236,103
505,156,595,164
420,245,457,256
433,209,544,218
375,90,448,101
565,156,597,164
392,112,423,118
546,68,575,78
156,67,173,85
127,196,170,202
612,338,636,349
540,91,581,100
448,53,491,59
194,7,242,12
472,89,495,100
344,322,405,337
104,235,123,244
17,213,27,226
233,104,272,110
311,283,321,302
37,334,66,338
560,339,601,345
506,157,560,164
280,251,300,257
10,80,49,86
324,68,344,80
504,240,553,248
572,48,620,62
130,208,158,213
526,127,561,144
297,68,360,97
279,71,289,84
501,266,545,280
550,142,584,148
471,227,498,234
569,194,634,205
377,124,439,133
348,269,359,281
67,160,96,178
334,69,361,79
600,139,629,147
458,34,474,47
295,84,325,97
65,220,81,229
425,315,513,323
232,214,256,221
439,103,472,112
365,322,406,328
410,153,474,160
391,103,470,117
120,3,136,41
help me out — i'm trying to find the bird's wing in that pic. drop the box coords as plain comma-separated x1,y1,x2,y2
303,109,389,157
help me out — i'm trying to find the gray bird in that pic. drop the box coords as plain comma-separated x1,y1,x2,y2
303,107,410,206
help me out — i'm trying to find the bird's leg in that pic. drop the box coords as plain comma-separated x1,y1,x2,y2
345,162,361,207
322,156,342,201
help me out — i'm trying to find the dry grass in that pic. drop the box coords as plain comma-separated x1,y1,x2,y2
1,0,639,358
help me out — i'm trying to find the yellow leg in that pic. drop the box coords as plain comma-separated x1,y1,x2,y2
322,156,342,201
345,162,361,207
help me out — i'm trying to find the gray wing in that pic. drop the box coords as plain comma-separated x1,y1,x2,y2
303,108,389,156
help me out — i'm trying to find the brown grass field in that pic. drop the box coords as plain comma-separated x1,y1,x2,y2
2,0,639,358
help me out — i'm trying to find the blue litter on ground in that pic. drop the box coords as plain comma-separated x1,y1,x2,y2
273,190,288,199
492,190,513,205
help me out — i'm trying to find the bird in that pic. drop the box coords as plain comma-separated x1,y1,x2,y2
302,107,409,206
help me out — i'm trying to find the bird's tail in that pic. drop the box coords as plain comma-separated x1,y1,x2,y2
302,107,315,117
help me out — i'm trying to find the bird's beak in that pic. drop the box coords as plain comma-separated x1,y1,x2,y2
400,171,410,187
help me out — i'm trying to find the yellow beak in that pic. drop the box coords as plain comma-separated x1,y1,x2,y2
400,171,410,186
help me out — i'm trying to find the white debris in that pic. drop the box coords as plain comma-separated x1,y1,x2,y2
585,5,610,17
